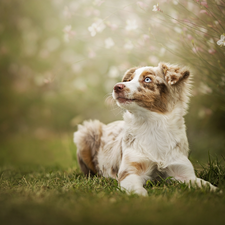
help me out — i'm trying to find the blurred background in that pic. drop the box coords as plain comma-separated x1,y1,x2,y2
0,0,224,168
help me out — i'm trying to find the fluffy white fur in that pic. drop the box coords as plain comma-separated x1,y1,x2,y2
74,63,218,196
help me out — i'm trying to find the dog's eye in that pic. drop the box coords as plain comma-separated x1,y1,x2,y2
144,77,152,83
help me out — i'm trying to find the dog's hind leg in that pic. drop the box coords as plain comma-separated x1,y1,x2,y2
74,120,104,176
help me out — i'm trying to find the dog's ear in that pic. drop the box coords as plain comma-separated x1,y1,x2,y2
158,63,190,86
122,67,138,82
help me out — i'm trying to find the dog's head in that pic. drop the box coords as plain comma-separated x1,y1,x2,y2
112,63,191,114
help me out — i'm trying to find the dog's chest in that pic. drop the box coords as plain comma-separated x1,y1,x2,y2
123,123,183,162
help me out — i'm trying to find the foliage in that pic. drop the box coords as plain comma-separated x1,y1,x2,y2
196,154,225,186
61,0,225,103
1,0,225,136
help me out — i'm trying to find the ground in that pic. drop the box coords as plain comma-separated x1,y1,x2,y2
0,135,225,225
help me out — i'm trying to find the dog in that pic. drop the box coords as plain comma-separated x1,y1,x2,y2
74,62,217,196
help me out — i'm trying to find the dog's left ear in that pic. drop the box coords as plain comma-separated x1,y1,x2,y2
158,63,190,86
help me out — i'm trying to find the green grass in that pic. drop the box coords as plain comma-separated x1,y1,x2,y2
0,135,225,225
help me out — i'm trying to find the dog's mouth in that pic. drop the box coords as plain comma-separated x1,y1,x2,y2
116,97,135,104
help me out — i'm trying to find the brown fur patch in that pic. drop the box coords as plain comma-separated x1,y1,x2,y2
118,170,130,182
124,133,135,147
94,124,103,152
108,127,123,141
140,70,155,77
161,64,168,75
124,69,169,113
139,70,156,91
118,156,149,181
157,62,192,113
120,144,123,160
175,142,181,148
78,147,97,174
133,79,168,114
122,67,138,82
76,120,103,175
137,87,142,92
160,63,190,86
130,162,147,175
143,84,155,92
170,75,179,83
108,132,114,136
108,131,117,141
111,166,119,178
182,71,190,80
77,152,94,176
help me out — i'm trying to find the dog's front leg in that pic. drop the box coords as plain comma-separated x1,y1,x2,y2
118,173,148,196
166,156,218,191
117,153,149,196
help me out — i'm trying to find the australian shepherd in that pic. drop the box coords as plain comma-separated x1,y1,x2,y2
74,63,217,196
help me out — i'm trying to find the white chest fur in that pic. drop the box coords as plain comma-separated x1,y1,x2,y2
122,109,189,166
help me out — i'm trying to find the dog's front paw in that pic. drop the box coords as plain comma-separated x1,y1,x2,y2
133,187,148,197
121,186,148,196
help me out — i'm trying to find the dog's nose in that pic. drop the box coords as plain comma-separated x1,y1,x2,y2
114,84,125,92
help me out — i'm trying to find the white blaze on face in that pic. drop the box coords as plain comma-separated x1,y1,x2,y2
112,65,162,108
122,66,155,96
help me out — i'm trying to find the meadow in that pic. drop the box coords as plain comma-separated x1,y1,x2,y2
1,136,225,225
0,0,225,224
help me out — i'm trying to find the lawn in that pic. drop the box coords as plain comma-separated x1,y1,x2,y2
0,135,225,225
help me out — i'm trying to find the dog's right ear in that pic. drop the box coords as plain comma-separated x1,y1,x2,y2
122,67,138,82
158,63,190,86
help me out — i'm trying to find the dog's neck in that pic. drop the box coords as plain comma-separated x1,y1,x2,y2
123,108,185,138
123,108,188,159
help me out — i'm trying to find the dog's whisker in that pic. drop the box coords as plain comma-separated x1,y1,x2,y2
104,94,124,116
111,107,124,117
105,95,114,106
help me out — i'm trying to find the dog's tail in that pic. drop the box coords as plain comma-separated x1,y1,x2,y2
74,120,103,176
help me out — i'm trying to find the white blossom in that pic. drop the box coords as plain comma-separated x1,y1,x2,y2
174,26,182,34
152,5,157,11
105,38,114,49
88,49,96,58
63,25,75,42
88,19,105,37
125,20,138,31
217,34,225,47
152,3,162,12
63,25,72,33
108,66,119,78
88,24,97,36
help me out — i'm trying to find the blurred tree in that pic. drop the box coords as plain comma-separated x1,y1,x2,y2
0,0,224,158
